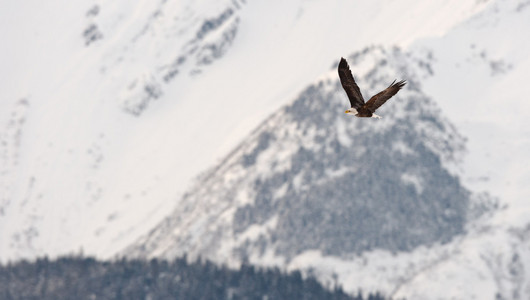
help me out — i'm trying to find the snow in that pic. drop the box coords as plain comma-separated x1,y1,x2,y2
283,214,530,299
411,0,530,227
2,0,530,298
401,173,424,194
238,215,279,243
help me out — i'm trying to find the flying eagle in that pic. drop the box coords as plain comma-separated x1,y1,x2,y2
338,57,406,118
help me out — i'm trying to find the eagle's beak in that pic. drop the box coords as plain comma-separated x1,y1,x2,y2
344,110,349,114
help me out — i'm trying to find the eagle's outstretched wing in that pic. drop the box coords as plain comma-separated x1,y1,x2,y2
364,79,406,113
338,57,365,109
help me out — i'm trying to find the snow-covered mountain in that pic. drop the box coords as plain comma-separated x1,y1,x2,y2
124,44,500,299
0,0,490,260
2,0,530,299
125,46,473,261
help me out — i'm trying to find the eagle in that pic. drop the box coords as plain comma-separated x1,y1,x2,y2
338,57,406,118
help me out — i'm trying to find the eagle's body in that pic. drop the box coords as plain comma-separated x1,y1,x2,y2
338,57,406,118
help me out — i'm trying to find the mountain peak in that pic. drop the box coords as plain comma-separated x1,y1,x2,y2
126,46,471,265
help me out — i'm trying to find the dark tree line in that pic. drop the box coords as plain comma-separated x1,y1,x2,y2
0,256,391,300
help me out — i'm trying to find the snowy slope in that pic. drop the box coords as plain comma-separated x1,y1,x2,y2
0,0,491,260
412,0,530,225
389,1,530,298
1,0,247,260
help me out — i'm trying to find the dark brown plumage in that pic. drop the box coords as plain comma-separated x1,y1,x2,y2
338,57,406,118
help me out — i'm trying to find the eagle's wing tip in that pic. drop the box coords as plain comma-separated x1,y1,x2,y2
393,79,407,88
339,57,349,68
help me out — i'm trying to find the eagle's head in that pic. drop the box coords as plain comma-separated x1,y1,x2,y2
344,108,357,115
